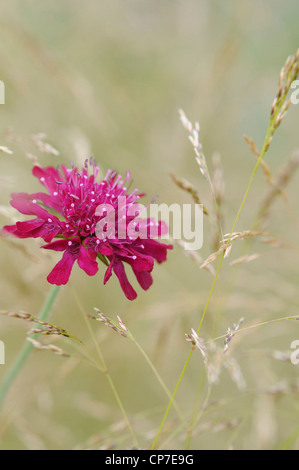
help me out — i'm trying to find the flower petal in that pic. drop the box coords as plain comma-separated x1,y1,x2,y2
133,269,153,291
16,219,45,233
98,243,114,256
29,192,63,213
1,224,20,237
103,261,113,284
47,249,77,285
11,193,53,219
78,245,99,276
113,260,137,301
32,165,60,193
137,239,173,263
42,237,81,252
129,252,154,272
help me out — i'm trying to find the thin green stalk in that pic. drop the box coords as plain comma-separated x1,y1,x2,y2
151,71,293,449
207,314,299,344
151,349,193,449
71,289,139,449
127,332,185,423
159,384,212,450
86,307,186,424
211,167,299,339
185,370,206,450
191,384,212,433
151,254,223,449
0,285,61,409
85,319,139,449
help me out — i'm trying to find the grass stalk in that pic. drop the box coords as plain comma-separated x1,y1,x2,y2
71,288,139,449
0,285,61,409
151,57,297,448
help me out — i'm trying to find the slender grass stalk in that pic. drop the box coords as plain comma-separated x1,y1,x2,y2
151,349,193,449
212,155,299,339
151,53,298,449
159,384,212,450
71,288,139,449
224,414,249,450
0,285,61,409
185,370,206,450
207,171,224,244
151,255,223,449
129,333,186,423
280,426,299,450
207,314,299,344
93,311,186,424
183,384,212,450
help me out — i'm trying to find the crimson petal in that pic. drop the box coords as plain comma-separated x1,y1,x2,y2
78,245,99,276
113,260,137,301
32,165,60,193
16,219,45,233
47,250,78,285
138,239,173,263
133,269,153,291
11,193,53,219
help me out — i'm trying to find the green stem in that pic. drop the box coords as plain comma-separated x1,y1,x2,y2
82,312,139,448
71,288,139,448
207,314,299,344
151,349,193,450
0,285,61,409
151,83,291,449
185,370,206,450
130,335,185,423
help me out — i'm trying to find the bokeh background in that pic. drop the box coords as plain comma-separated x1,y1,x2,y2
0,0,299,450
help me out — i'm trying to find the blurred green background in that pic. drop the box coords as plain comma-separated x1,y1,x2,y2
0,0,299,450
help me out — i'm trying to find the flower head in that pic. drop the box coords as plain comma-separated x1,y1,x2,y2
2,160,172,300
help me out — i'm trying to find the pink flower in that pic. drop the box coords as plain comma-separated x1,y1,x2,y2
2,160,172,300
